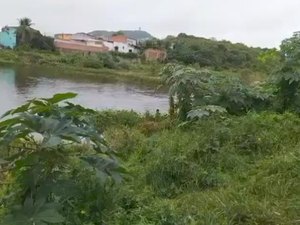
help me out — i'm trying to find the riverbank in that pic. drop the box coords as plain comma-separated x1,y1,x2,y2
0,49,163,85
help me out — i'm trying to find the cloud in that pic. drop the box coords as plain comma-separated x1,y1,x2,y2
0,0,299,47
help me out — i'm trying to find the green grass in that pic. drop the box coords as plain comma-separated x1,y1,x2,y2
95,111,300,225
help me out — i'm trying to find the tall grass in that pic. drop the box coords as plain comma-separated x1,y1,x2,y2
100,111,300,225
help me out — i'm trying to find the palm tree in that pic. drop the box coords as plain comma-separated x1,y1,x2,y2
18,17,33,27
17,17,34,45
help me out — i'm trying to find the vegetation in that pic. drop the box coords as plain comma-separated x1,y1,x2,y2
0,93,122,225
1,20,300,225
142,33,271,71
16,18,55,51
100,111,300,225
0,49,162,84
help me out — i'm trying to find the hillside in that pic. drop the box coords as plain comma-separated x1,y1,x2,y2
89,30,154,41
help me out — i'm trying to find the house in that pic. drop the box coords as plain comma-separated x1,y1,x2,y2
0,26,17,49
54,32,139,54
54,39,109,53
111,35,138,53
54,32,109,53
54,33,73,40
144,48,167,61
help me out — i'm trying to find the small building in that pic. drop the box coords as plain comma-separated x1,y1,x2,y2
54,32,109,53
54,33,73,40
0,26,17,49
111,35,138,53
54,39,109,53
54,32,139,54
144,48,167,62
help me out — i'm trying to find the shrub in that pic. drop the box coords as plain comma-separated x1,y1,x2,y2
82,56,104,69
96,110,142,130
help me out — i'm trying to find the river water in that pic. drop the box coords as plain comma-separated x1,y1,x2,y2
0,66,169,116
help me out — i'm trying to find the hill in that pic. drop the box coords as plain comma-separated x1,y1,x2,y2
89,30,154,41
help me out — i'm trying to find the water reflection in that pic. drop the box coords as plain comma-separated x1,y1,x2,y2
0,66,168,116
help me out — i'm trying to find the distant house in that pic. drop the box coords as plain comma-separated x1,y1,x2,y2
111,35,138,53
54,32,139,54
54,32,109,53
144,48,167,61
54,39,109,54
54,33,73,40
0,26,17,49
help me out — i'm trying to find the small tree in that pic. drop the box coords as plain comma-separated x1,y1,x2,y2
0,93,122,224
276,32,300,112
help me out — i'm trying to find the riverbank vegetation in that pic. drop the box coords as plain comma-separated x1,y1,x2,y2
0,49,163,84
0,102,299,224
0,32,300,225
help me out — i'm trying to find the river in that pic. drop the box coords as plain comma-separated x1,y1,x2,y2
0,66,169,116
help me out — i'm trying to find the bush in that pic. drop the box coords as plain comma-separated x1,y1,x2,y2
82,56,104,69
96,110,142,130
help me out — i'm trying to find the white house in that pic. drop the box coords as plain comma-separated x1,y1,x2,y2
113,42,137,53
111,35,138,53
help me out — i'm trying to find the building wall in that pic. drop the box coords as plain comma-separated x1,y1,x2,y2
113,42,137,53
127,38,137,46
102,41,114,51
111,35,128,43
0,27,17,49
54,39,109,53
144,48,167,61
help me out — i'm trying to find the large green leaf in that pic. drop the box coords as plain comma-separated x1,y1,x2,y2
43,92,77,104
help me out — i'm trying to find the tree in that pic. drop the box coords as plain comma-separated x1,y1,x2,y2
160,64,212,120
18,17,33,27
112,31,125,36
161,64,272,120
16,17,55,51
17,17,33,45
258,49,282,73
276,32,300,112
0,93,122,224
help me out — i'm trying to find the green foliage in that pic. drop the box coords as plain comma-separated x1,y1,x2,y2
96,110,142,130
104,112,300,225
275,32,300,112
165,34,262,69
161,63,272,120
257,48,282,73
16,18,55,51
0,93,122,224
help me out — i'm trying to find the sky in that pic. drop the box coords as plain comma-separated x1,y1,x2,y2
1,0,300,48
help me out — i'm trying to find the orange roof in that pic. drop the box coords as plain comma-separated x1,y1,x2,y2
111,35,128,43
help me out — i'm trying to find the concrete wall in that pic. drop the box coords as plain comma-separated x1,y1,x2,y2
144,49,167,61
113,42,137,53
102,41,114,51
127,38,137,46
0,27,17,49
54,39,109,53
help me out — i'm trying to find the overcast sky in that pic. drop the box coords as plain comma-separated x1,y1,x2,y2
1,0,299,48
